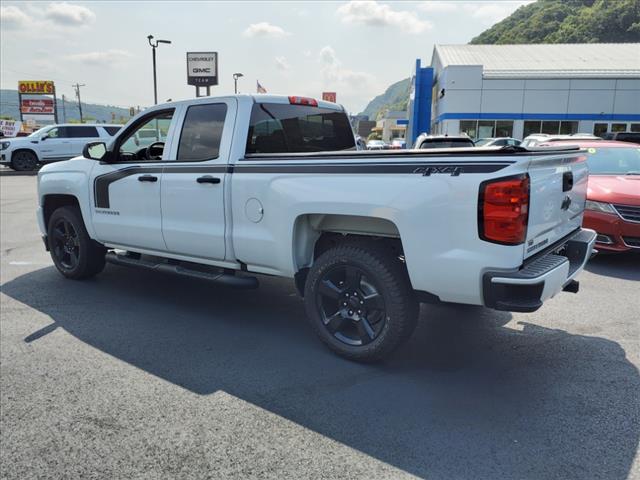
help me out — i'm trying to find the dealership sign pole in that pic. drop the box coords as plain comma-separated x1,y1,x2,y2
186,52,218,97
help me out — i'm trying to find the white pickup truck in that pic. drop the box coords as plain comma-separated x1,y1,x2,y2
36,94,596,361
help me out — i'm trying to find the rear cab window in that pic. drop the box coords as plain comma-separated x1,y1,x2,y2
420,139,474,149
246,103,355,155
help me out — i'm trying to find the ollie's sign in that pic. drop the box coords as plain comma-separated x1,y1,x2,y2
18,81,55,94
21,98,55,114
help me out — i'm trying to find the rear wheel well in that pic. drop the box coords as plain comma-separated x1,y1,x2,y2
313,232,404,260
294,232,406,297
43,194,80,229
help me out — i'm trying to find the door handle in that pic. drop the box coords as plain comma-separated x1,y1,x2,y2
138,175,158,182
196,175,221,184
562,171,573,192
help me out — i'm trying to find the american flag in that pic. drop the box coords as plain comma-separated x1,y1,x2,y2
256,81,267,94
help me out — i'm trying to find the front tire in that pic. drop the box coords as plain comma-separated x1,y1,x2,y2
47,206,106,279
11,150,38,171
304,240,418,362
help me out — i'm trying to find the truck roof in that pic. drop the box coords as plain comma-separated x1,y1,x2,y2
151,94,344,112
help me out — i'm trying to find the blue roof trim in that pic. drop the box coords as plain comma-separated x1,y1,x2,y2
436,112,640,122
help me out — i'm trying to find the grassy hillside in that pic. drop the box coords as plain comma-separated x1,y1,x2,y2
0,89,132,124
470,0,640,44
358,78,410,120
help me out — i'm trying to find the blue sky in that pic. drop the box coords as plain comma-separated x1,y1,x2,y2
0,1,531,113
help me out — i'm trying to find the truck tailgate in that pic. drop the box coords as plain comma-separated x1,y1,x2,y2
525,150,588,258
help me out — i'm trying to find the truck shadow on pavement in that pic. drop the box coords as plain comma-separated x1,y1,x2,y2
2,264,639,480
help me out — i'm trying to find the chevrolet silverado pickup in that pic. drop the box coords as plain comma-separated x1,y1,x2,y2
36,94,596,361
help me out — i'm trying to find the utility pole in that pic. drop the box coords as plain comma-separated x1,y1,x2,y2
73,83,85,123
61,94,67,123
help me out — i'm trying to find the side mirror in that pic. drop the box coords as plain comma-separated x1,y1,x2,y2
41,134,49,141
83,141,109,161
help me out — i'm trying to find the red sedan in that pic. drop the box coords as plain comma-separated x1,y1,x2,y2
541,140,640,252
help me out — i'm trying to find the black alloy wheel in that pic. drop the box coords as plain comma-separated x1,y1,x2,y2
317,264,386,346
51,217,80,270
47,206,106,279
11,151,38,171
304,241,418,362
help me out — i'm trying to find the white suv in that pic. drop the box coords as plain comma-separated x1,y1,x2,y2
0,123,121,171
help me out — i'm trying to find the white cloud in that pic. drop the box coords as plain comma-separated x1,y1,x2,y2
66,49,133,65
44,2,96,26
0,5,31,29
275,56,290,71
243,22,290,38
337,1,431,35
319,46,374,86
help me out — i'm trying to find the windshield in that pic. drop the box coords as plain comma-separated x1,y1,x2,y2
28,126,53,138
586,147,640,175
474,138,491,146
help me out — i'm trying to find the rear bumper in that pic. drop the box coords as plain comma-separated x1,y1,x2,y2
583,210,640,252
483,228,597,312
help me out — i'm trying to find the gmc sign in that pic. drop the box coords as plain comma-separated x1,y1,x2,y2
186,52,218,87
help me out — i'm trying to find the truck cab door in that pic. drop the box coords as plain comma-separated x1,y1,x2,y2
89,108,178,252
160,99,235,260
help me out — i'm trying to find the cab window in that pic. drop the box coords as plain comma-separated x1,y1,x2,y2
116,110,174,162
177,103,227,161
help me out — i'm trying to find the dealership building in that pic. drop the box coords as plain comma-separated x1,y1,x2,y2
406,43,640,143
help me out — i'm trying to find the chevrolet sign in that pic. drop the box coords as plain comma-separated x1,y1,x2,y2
186,52,218,86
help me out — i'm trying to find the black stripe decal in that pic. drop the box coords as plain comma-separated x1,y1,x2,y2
94,166,163,208
94,161,513,208
233,162,512,174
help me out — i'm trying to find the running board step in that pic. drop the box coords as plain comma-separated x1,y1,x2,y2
105,252,259,289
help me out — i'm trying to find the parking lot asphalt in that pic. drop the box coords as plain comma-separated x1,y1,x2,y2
1,175,639,480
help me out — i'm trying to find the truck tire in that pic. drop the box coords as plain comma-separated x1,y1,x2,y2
304,241,418,362
11,150,38,171
47,206,106,279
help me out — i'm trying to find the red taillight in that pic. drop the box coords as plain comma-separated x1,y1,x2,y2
288,96,318,107
479,175,529,245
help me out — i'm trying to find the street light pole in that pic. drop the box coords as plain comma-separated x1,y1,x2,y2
147,35,172,105
233,73,244,94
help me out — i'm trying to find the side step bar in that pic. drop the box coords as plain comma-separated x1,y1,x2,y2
105,252,259,289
